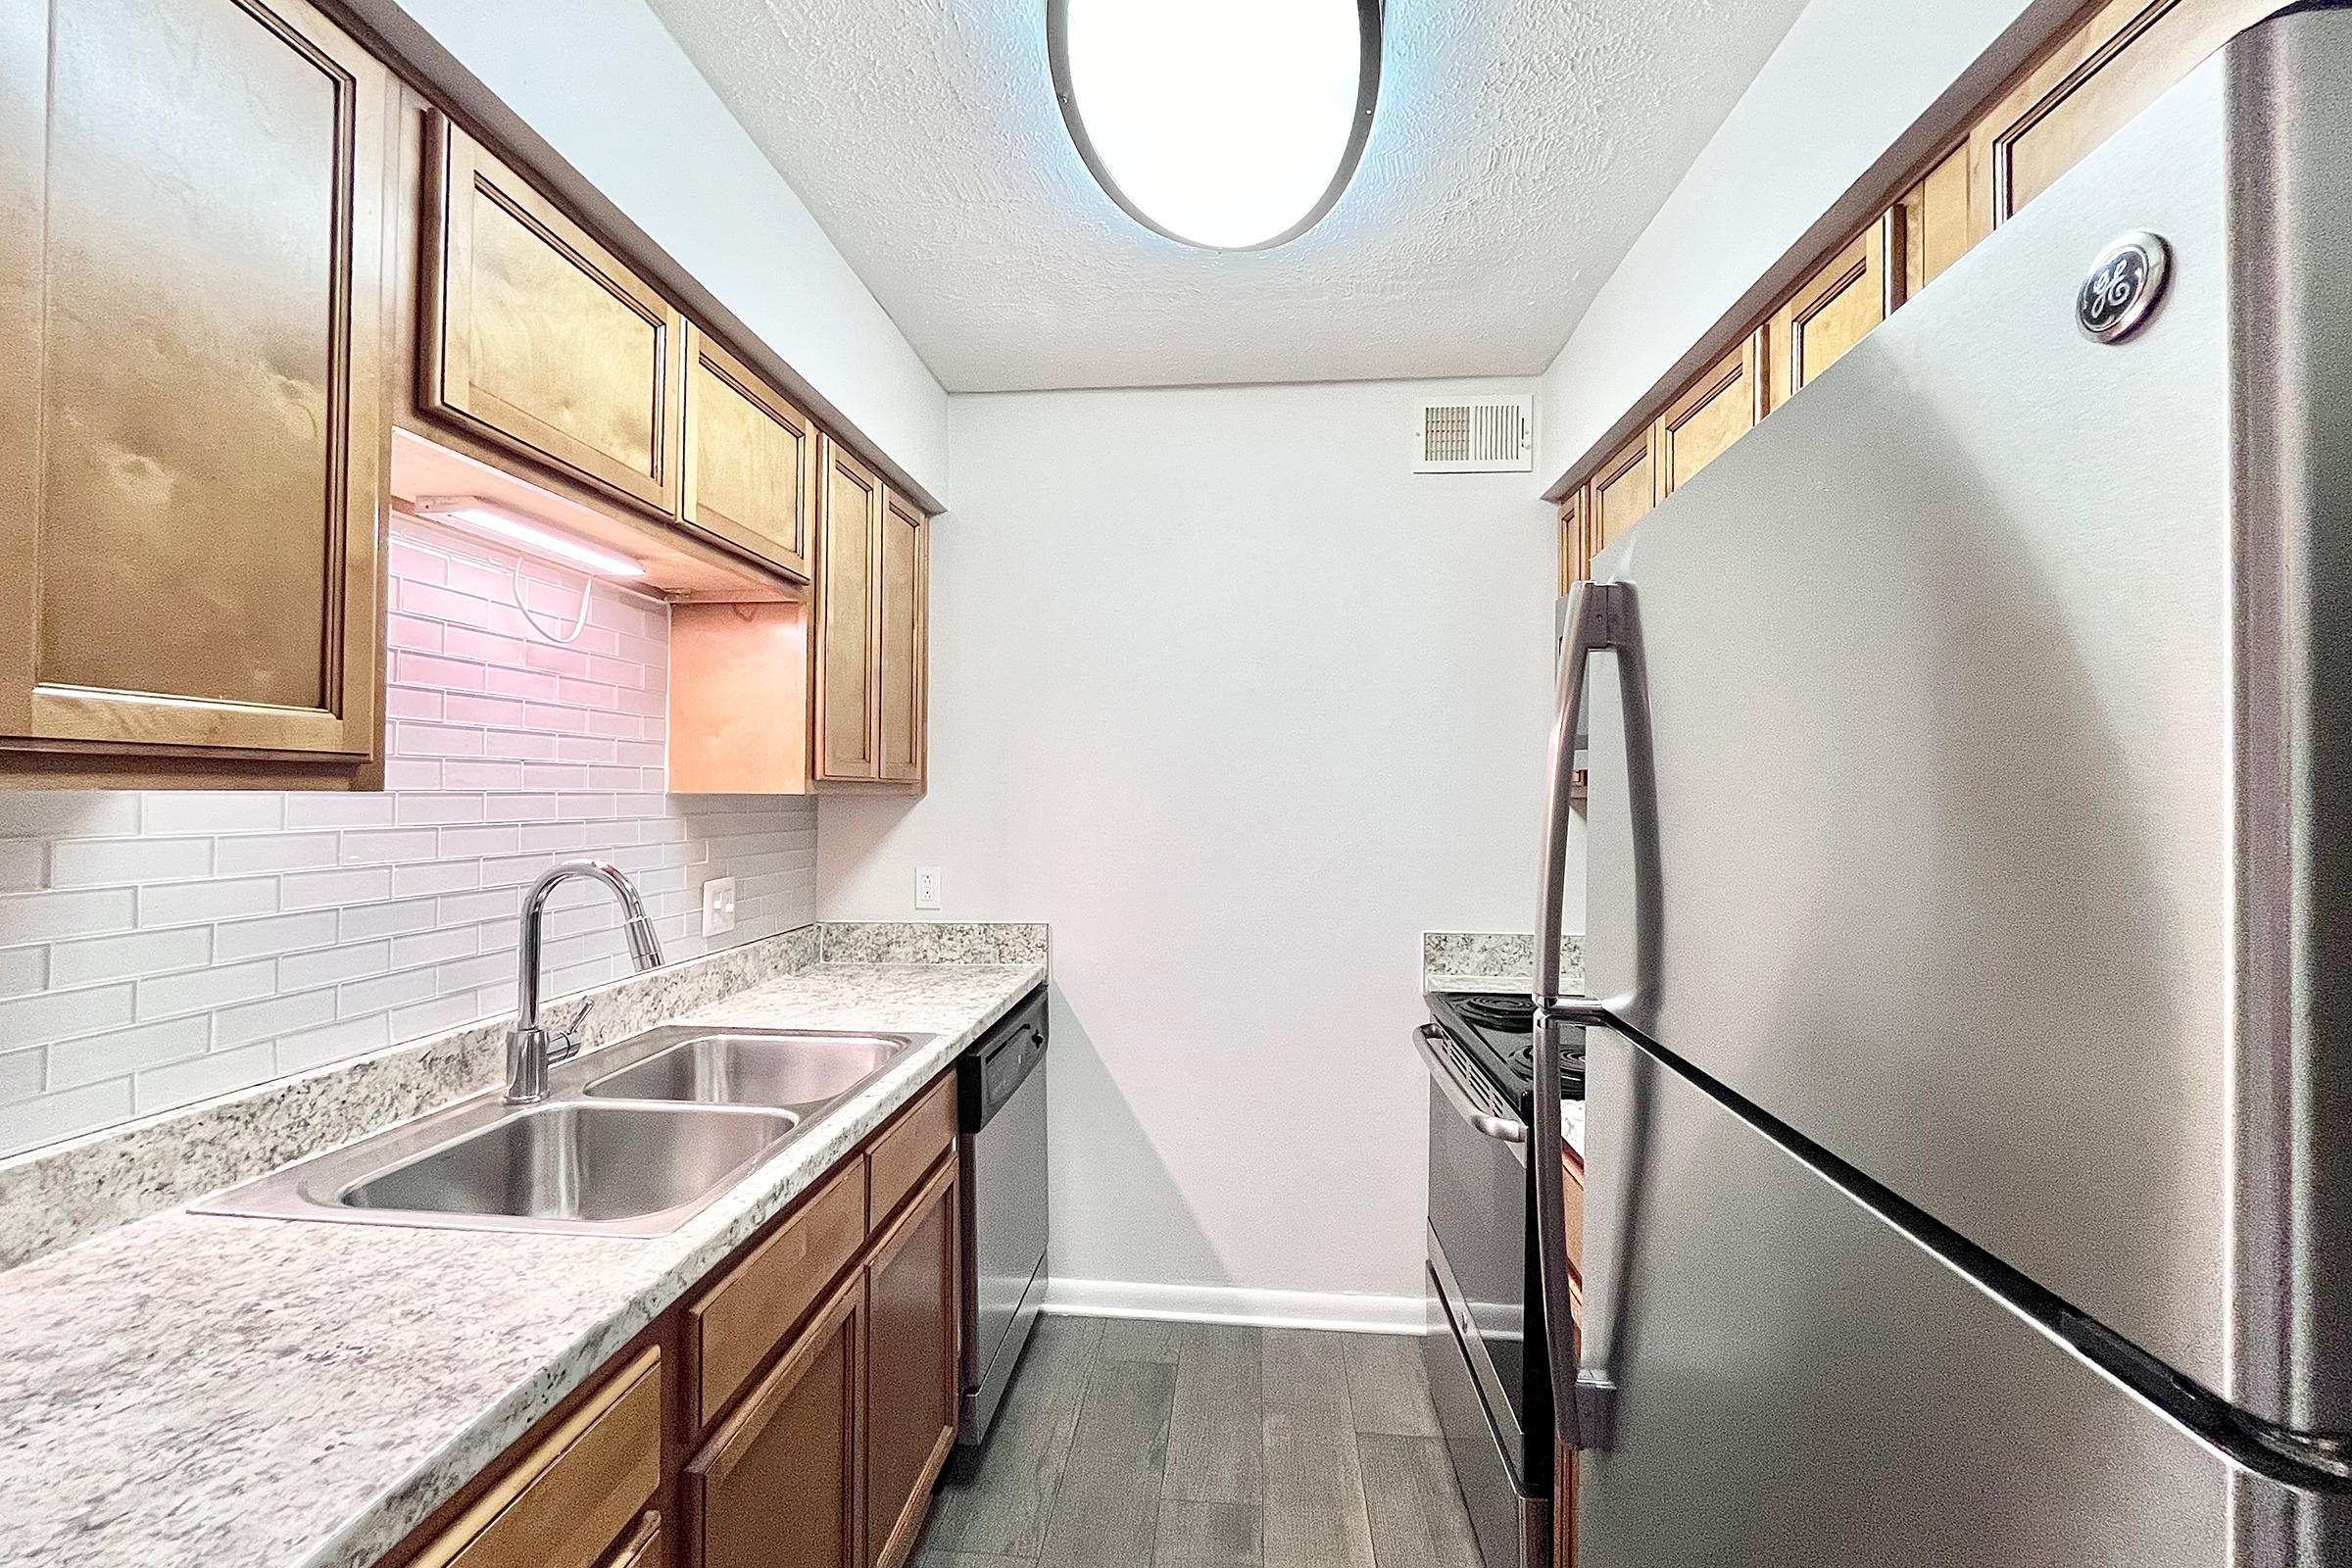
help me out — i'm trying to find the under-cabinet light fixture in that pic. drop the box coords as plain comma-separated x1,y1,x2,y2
413,496,646,579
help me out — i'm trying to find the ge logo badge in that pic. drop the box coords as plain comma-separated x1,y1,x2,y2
2078,232,2171,343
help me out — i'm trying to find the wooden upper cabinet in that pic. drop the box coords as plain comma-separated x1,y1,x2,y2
685,1271,866,1568
1899,144,1973,301
875,491,928,786
864,1157,959,1568
1558,489,1593,594
681,326,817,582
1765,218,1894,411
0,0,392,779
814,439,884,782
1971,0,2273,235
420,113,684,514
1658,334,1762,498
1591,429,1659,558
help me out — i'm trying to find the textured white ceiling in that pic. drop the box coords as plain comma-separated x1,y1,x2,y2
644,0,1809,392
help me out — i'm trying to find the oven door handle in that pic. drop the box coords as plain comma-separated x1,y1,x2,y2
1412,1025,1527,1144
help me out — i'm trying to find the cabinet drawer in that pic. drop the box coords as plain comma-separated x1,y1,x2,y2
690,1156,867,1429
412,1348,662,1568
867,1073,956,1226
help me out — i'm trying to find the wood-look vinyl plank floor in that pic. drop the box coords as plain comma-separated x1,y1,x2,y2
920,1315,1482,1568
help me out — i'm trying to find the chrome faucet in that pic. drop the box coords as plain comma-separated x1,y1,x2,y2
504,860,665,1104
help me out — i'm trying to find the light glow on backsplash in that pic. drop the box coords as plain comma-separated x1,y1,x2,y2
0,519,815,1160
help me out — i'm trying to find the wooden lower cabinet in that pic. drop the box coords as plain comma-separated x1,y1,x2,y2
406,1348,662,1568
377,1071,969,1568
864,1157,961,1568
686,1270,866,1568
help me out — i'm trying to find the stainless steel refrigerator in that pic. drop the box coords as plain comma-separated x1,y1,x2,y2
1533,8,2352,1562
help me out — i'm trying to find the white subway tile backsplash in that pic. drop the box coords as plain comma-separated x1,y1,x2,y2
0,1077,133,1153
278,941,389,991
50,927,212,990
0,887,138,944
48,1016,213,1090
281,866,394,911
216,910,341,962
139,792,285,836
0,945,46,999
52,836,212,888
133,1042,278,1113
137,877,278,928
213,832,341,875
274,1015,390,1075
0,839,45,893
0,983,136,1043
214,990,338,1053
0,520,816,1159
136,958,276,1019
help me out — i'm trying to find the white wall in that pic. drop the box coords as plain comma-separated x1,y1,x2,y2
818,381,1567,1308
386,0,951,500
1536,0,2045,488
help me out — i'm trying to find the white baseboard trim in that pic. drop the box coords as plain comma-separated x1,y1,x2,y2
1042,1277,1427,1335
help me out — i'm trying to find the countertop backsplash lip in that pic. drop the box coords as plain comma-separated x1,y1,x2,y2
0,952,1048,1568
819,920,1050,965
1421,929,1584,991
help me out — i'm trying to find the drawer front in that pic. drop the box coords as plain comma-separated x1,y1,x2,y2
691,1156,867,1428
413,1347,662,1568
867,1073,956,1226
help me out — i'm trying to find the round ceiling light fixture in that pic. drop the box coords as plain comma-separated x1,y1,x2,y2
1048,0,1382,252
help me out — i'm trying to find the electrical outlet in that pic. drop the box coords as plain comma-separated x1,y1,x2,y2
914,866,943,911
701,876,738,937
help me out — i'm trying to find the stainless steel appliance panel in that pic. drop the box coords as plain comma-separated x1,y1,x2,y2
1573,1026,2352,1567
959,991,1050,1445
1584,39,2261,1411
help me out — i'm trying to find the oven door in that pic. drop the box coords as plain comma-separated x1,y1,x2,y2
1417,1024,1548,1485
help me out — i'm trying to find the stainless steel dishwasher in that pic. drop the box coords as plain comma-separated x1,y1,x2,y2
957,987,1049,1445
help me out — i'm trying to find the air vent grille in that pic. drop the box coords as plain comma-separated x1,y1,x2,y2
1416,397,1533,472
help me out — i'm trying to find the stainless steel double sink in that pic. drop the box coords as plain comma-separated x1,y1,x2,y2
199,1025,935,1238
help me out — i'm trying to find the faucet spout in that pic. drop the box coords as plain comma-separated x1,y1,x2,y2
504,860,666,1104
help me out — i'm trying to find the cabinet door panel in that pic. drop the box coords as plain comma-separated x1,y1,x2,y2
1,0,389,760
864,1156,959,1568
422,114,682,514
1765,220,1891,411
1970,0,2272,234
686,1271,864,1568
1591,430,1658,556
681,326,815,581
876,491,926,785
1657,335,1760,498
814,439,882,782
1900,144,1973,301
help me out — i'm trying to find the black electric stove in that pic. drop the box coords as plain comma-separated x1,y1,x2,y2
1424,988,1585,1111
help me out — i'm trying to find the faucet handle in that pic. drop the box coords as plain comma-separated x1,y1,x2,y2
545,1001,592,1064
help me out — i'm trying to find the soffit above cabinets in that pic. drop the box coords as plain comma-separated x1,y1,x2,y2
642,0,1811,392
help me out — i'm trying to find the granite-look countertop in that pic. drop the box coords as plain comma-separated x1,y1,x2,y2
0,960,1044,1568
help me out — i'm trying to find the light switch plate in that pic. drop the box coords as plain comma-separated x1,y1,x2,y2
914,866,942,910
701,876,738,937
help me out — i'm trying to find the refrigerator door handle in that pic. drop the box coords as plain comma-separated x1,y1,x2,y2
1534,578,1650,1454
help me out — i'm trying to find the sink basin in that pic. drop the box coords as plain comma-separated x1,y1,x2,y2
584,1030,915,1110
196,1022,936,1237
338,1102,799,1225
